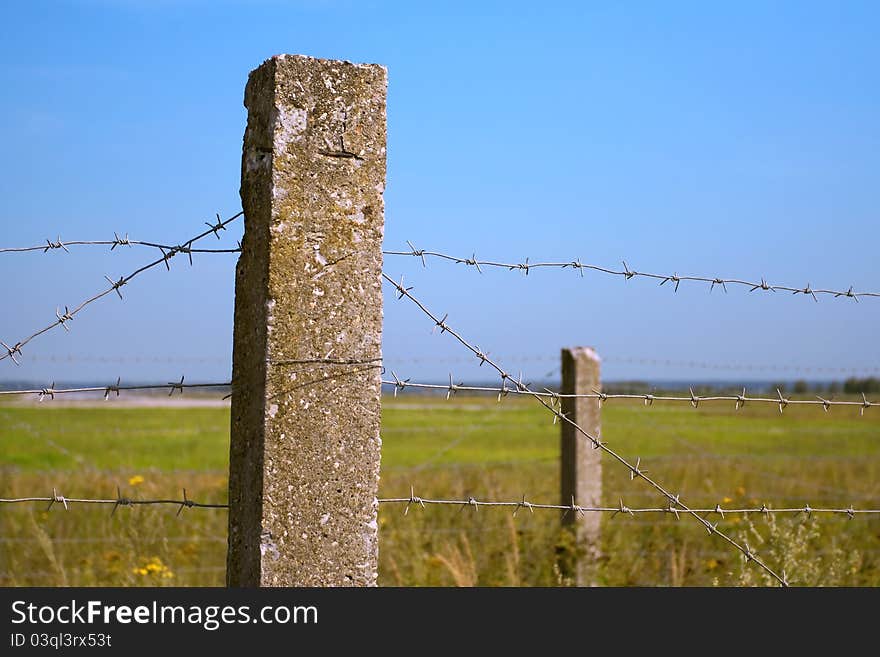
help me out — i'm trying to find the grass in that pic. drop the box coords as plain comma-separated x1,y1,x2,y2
1,396,878,586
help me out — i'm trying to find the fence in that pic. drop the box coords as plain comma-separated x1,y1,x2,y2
1,54,879,587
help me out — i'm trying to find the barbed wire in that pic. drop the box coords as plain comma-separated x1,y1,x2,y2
4,373,871,414
0,219,242,256
383,271,789,585
0,378,232,401
382,377,874,415
385,243,879,301
379,492,880,518
4,489,876,523
0,212,243,366
0,488,227,514
1,372,871,416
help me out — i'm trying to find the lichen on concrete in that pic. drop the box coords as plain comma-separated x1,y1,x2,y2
228,54,386,587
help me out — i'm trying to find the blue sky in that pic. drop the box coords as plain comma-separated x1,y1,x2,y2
0,1,878,386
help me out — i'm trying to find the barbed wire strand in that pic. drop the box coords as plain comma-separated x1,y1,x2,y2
0,378,231,401
3,491,876,521
4,375,871,415
383,272,789,585
382,379,874,415
0,224,242,255
0,489,227,514
0,242,241,255
0,212,243,366
385,243,878,301
379,494,880,518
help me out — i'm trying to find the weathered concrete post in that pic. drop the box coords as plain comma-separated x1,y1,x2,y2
227,55,386,586
560,346,602,586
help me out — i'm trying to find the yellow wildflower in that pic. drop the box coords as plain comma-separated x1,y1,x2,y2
132,556,173,580
128,475,144,486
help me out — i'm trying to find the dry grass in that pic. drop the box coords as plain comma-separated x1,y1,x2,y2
1,395,878,586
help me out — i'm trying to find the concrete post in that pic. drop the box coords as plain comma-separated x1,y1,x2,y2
560,346,602,586
227,55,386,586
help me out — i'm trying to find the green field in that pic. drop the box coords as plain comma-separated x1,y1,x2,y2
1,396,878,586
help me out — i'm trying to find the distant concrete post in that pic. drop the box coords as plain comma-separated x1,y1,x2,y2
227,55,386,586
560,346,602,586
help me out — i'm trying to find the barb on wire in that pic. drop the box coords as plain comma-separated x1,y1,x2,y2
0,211,243,365
1,341,22,365
383,245,879,301
0,379,231,400
383,271,789,585
379,378,874,414
205,213,228,239
167,376,186,396
55,307,73,331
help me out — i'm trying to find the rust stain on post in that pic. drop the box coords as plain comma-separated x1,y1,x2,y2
227,55,386,586
560,346,602,586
